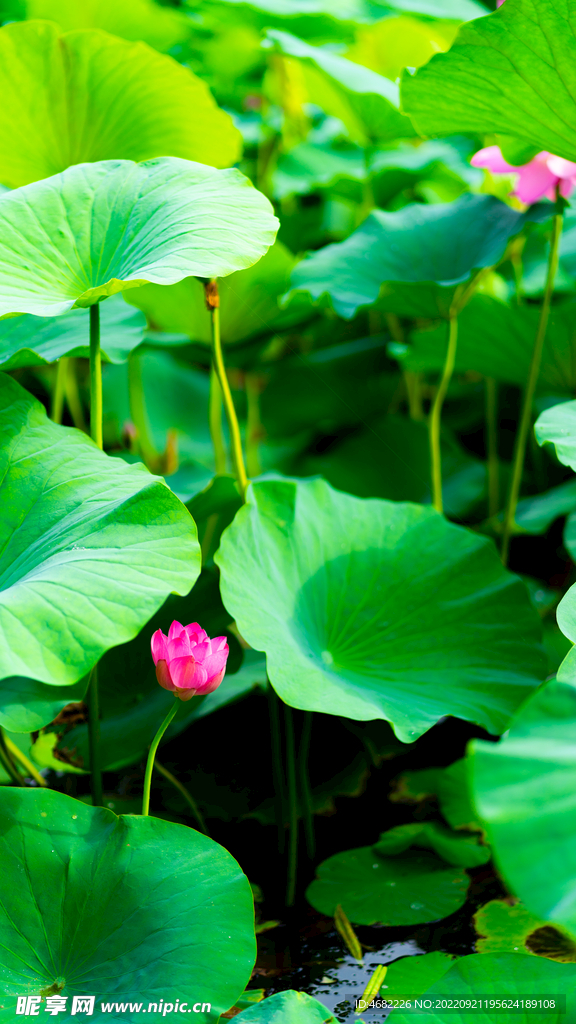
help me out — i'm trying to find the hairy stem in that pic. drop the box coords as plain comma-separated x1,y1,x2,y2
206,280,248,501
429,313,458,514
501,211,563,565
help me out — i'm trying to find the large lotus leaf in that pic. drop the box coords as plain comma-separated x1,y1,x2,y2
215,477,545,741
0,788,254,1019
397,297,576,394
0,21,239,189
535,400,576,471
306,845,469,924
401,0,576,163
235,992,334,1024
389,954,576,1023
0,374,201,686
127,241,312,347
286,195,534,319
470,675,576,936
0,158,277,318
0,295,146,369
373,821,490,868
263,29,415,144
24,0,191,52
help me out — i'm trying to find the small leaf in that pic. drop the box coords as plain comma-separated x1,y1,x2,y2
235,992,335,1024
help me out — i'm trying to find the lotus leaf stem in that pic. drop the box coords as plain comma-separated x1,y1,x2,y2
298,711,315,859
155,758,209,835
51,356,68,424
284,703,298,907
87,664,103,807
429,312,459,513
206,279,248,501
209,364,227,476
89,303,102,450
485,377,500,519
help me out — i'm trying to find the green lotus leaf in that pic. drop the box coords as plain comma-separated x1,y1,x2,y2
401,0,576,163
127,241,312,347
0,295,145,369
235,992,335,1024
0,677,89,733
0,788,255,1019
0,373,201,686
397,297,576,394
215,477,545,741
287,195,535,319
473,900,576,961
390,954,576,1022
205,0,485,25
470,675,576,936
535,399,576,471
263,29,414,145
373,821,490,868
392,759,481,831
0,157,278,317
382,952,457,1000
306,845,469,924
0,21,240,189
24,0,192,52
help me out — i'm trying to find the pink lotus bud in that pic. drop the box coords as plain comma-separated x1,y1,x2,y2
471,146,576,204
150,621,229,702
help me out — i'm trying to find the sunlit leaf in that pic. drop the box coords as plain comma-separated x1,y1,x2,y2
24,0,191,51
235,991,335,1024
0,788,254,1019
0,374,201,686
0,21,240,189
215,477,545,741
0,157,278,317
401,0,576,163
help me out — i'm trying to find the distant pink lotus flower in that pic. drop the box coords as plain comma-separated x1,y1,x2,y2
471,146,576,204
151,621,229,701
496,0,505,6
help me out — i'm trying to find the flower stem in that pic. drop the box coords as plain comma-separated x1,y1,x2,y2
209,364,227,475
429,312,458,513
89,304,102,450
142,700,179,816
155,758,209,835
87,664,103,807
51,357,68,424
3,733,47,787
298,711,315,860
485,377,499,519
284,704,298,907
501,211,563,565
205,280,248,501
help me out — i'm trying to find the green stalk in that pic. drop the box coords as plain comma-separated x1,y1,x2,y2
298,711,315,860
245,373,263,478
51,357,68,424
284,704,298,907
142,700,179,817
206,280,248,501
65,358,87,433
3,734,46,787
267,682,285,856
501,210,563,565
209,365,227,476
429,313,458,513
128,351,159,470
485,377,499,519
87,665,103,807
89,304,102,449
155,759,209,835
0,732,24,786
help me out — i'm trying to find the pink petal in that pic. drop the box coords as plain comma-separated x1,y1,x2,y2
212,636,228,652
155,660,175,692
185,623,208,645
513,161,558,204
496,0,505,6
470,145,517,174
186,640,211,664
167,635,191,661
560,178,576,198
169,656,208,691
193,667,226,696
201,649,228,682
546,156,576,178
150,630,168,666
168,620,186,641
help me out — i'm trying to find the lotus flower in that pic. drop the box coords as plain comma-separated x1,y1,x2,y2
471,146,576,205
151,621,229,701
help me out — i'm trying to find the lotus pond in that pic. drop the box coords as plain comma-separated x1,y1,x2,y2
2,0,576,1021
